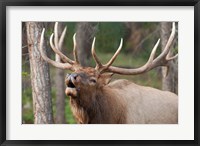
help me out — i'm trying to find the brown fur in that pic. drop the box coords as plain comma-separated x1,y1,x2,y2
65,68,178,124
69,85,127,124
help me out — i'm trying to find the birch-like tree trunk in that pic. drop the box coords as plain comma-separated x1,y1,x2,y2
26,22,54,124
160,22,178,94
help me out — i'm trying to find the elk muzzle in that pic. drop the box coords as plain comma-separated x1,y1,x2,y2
65,73,79,97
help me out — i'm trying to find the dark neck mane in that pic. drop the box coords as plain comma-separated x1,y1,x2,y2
70,88,126,124
70,90,110,124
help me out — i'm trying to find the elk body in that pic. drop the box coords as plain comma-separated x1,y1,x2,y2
40,22,178,124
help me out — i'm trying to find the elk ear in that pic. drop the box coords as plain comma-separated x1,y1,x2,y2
99,73,113,86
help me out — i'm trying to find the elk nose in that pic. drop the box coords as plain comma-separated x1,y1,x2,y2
70,73,78,80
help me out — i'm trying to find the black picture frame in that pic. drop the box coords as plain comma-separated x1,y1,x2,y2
0,0,199,146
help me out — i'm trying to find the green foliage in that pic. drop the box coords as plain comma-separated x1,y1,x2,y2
57,22,126,53
22,71,29,77
22,88,32,104
22,110,34,124
142,22,158,29
173,46,178,54
22,88,34,123
94,22,126,53
90,51,149,68
65,97,76,124
51,87,76,124
51,88,56,119
49,87,76,123
63,22,77,53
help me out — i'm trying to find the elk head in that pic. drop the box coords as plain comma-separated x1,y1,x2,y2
40,22,177,101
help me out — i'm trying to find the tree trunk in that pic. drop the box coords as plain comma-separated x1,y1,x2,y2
54,22,66,124
124,22,144,53
26,22,54,124
76,22,95,66
160,22,178,94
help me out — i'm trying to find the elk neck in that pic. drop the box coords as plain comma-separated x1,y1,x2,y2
69,85,127,124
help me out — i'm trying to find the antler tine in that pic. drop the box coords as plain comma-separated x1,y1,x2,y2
50,34,74,64
91,37,102,69
104,22,177,75
58,26,67,50
49,22,74,64
54,22,59,50
153,22,176,64
167,54,178,61
144,39,160,67
104,38,123,69
103,38,160,75
91,38,123,73
73,33,79,63
91,37,123,73
40,28,73,70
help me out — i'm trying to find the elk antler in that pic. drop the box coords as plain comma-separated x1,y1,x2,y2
40,22,80,71
91,37,123,72
92,22,177,75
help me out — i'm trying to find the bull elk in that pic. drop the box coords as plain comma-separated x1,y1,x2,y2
39,22,178,124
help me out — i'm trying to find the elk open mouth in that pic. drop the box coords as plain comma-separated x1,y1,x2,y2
65,78,78,97
67,79,76,88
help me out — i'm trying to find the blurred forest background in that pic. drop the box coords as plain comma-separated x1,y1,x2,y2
22,22,178,124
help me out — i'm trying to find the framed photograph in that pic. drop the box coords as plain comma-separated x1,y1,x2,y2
1,0,199,145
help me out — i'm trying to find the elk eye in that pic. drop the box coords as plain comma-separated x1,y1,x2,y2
90,78,97,84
